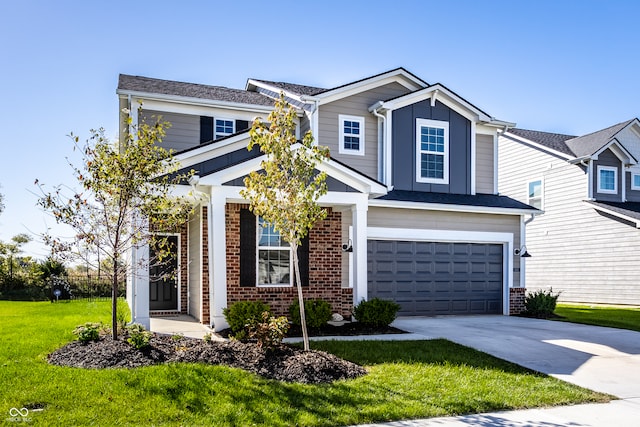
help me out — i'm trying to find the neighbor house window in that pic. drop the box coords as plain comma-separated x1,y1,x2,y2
632,173,640,191
215,118,234,139
597,165,618,194
416,118,449,184
338,115,365,155
257,217,292,286
527,179,543,209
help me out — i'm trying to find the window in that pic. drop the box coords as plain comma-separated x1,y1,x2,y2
597,165,618,194
416,118,449,184
527,179,543,209
632,173,640,191
338,115,365,155
215,118,234,139
257,217,292,286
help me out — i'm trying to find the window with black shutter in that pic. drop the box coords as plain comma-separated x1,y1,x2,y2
239,209,256,287
200,116,213,144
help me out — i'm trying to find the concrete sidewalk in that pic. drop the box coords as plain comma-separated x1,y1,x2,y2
149,315,218,339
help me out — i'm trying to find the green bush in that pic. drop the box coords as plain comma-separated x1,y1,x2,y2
223,300,271,335
73,322,103,343
248,312,290,349
289,299,332,328
125,323,152,349
524,288,560,318
353,298,400,327
116,298,130,332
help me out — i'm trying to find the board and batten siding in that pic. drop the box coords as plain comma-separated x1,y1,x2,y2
187,207,202,320
140,110,200,152
592,148,623,203
476,134,495,194
318,82,411,180
499,134,640,305
367,207,521,287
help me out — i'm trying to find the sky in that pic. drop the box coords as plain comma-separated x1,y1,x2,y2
1,0,639,259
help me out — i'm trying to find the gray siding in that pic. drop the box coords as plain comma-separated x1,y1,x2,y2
187,207,202,320
625,172,640,202
593,149,623,202
392,100,471,194
476,134,495,194
368,207,521,287
318,82,411,179
499,134,640,305
140,110,200,152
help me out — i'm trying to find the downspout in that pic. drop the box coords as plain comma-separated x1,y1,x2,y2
300,96,319,143
580,158,593,200
371,104,386,184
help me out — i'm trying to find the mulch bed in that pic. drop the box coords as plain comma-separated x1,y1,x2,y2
217,322,407,339
48,334,367,384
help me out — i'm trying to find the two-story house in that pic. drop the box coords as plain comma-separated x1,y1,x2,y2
499,119,640,305
118,68,538,330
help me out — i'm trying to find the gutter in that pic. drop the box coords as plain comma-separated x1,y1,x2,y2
369,101,387,184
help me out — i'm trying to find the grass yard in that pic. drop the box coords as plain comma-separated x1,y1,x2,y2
555,303,640,332
0,301,609,426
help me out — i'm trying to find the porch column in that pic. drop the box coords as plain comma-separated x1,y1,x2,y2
209,186,228,331
351,195,369,305
128,218,150,329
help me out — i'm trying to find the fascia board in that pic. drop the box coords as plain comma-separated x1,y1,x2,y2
316,159,388,196
116,89,275,113
174,136,252,169
502,131,576,161
589,203,640,228
199,155,265,186
245,79,307,103
317,73,425,105
380,86,478,120
594,138,637,165
368,198,542,216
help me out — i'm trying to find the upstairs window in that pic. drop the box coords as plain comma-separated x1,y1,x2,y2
528,179,543,209
597,165,618,194
632,173,640,191
416,118,449,184
215,118,234,140
257,217,292,286
338,115,365,155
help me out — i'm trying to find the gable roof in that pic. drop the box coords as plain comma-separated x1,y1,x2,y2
587,200,640,228
507,128,576,157
565,119,635,158
249,79,326,96
117,74,274,107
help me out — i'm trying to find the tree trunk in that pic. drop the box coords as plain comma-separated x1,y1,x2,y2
112,258,118,340
291,243,309,351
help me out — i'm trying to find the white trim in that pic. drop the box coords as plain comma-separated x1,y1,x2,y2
117,91,275,114
174,133,251,169
368,198,539,216
631,172,640,191
622,160,627,202
471,122,476,195
587,160,594,199
597,165,618,194
593,139,636,165
367,226,514,315
210,189,228,331
588,202,640,228
338,114,365,156
493,133,499,194
214,117,235,140
316,71,426,105
256,217,293,288
385,110,393,188
526,178,544,210
415,118,449,184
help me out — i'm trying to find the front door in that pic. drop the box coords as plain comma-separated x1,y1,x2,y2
149,235,179,311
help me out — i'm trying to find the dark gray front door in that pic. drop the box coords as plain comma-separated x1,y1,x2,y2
149,235,179,311
367,240,503,316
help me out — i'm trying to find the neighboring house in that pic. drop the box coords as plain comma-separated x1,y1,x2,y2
499,119,640,305
118,68,538,330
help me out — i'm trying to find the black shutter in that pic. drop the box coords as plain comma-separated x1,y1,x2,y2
296,235,310,287
200,116,213,144
235,119,249,132
240,209,256,287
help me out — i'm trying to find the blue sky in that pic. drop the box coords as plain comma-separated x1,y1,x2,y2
1,0,639,258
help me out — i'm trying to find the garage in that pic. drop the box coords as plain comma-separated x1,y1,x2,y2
367,240,504,316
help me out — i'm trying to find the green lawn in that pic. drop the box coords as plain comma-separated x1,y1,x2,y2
0,301,609,426
555,303,640,332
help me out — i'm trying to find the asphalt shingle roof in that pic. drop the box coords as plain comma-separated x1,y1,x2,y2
565,119,635,158
249,79,326,96
508,128,577,156
586,200,640,222
377,190,538,211
118,74,275,106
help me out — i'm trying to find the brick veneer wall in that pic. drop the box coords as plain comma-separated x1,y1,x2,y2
509,287,526,315
226,203,353,318
202,206,210,323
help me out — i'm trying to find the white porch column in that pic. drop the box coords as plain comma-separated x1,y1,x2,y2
209,186,228,331
351,195,369,305
128,218,150,329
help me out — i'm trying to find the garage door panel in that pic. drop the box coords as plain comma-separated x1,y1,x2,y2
368,240,503,316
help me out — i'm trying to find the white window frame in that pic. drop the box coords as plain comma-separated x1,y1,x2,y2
338,114,365,155
215,118,235,140
527,179,544,210
632,173,640,191
597,165,618,194
256,217,293,287
416,118,449,184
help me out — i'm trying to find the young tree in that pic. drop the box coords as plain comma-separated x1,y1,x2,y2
240,95,329,351
37,108,193,339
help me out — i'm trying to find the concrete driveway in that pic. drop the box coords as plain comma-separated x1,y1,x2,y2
392,315,640,399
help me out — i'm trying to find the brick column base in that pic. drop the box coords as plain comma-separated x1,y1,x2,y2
509,288,526,315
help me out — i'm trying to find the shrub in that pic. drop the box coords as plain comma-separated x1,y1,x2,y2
116,298,130,332
289,299,332,328
73,322,102,343
223,300,271,336
525,288,560,318
248,312,290,349
353,298,400,327
125,323,152,349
